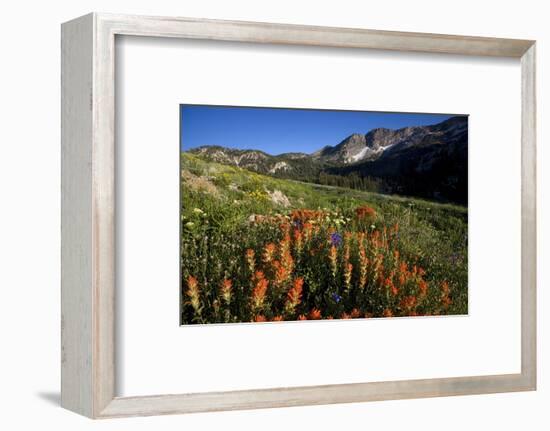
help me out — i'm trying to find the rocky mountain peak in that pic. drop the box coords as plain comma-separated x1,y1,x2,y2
187,115,467,173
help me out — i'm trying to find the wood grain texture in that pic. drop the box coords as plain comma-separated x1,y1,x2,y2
61,13,94,417
520,44,537,389
92,14,117,416
61,13,537,419
100,374,531,418
100,13,533,57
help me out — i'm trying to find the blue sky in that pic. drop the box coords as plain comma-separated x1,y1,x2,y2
180,105,456,155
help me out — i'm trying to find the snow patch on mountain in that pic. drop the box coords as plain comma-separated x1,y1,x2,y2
350,147,371,162
269,161,290,173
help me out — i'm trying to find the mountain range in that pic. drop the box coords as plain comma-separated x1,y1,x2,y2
186,115,468,204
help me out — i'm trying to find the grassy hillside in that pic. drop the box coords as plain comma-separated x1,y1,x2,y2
181,152,467,324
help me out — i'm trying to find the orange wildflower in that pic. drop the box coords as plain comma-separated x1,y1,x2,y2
418,279,428,296
291,209,325,223
245,248,255,274
398,261,408,286
262,243,276,264
278,233,291,259
220,278,232,303
344,262,353,291
309,308,322,320
350,308,361,318
251,277,268,310
391,222,400,235
393,249,400,261
285,277,304,316
279,221,291,238
399,295,417,311
371,230,381,248
272,315,284,321
186,275,201,313
383,308,393,318
385,276,398,296
358,246,369,290
298,314,307,320
287,277,303,306
374,255,385,286
441,281,452,308
329,245,338,278
293,229,304,255
355,205,377,221
303,222,313,242
254,314,267,322
281,248,294,275
273,250,294,287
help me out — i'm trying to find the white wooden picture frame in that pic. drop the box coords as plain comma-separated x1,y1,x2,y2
61,12,536,419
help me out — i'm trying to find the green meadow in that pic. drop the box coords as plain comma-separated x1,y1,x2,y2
181,152,468,324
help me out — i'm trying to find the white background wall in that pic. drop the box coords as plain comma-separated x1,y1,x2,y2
0,0,547,429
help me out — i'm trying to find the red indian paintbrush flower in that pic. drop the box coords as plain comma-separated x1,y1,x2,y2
355,205,377,221
309,308,322,320
344,262,353,292
245,248,255,274
293,228,304,255
262,243,276,264
285,277,304,315
220,278,232,304
441,281,452,308
273,250,294,287
279,222,291,238
251,277,268,310
350,308,361,318
303,222,313,242
398,261,409,286
399,295,417,311
328,245,338,279
418,279,428,297
281,248,294,276
186,275,201,313
287,277,303,304
291,209,325,223
358,243,368,290
385,276,399,296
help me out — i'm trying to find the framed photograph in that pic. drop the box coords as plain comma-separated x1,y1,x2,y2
180,105,468,325
61,13,536,418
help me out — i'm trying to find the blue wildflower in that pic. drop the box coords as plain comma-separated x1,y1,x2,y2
332,293,342,303
330,232,342,247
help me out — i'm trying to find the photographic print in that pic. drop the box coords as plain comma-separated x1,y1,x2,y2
180,105,468,325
